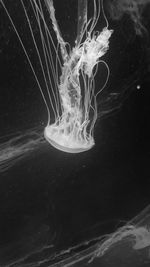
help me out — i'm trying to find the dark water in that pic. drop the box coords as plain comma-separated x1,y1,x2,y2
0,1,150,266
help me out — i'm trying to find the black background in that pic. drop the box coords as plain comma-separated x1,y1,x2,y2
0,0,150,265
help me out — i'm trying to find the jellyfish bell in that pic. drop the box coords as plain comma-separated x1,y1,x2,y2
1,0,113,153
44,122,95,154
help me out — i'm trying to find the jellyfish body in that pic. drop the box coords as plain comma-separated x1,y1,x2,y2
44,0,113,153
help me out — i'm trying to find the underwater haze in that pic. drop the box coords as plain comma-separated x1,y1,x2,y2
0,0,150,266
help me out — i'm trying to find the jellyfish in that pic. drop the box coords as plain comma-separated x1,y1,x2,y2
42,0,113,153
0,0,113,154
